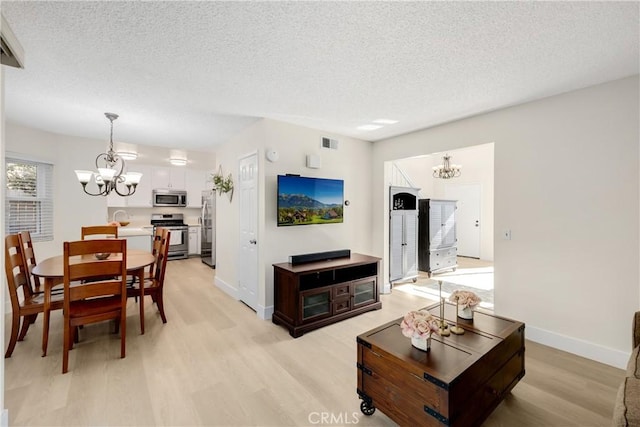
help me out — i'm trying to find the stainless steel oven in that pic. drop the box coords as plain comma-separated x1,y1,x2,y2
150,213,188,259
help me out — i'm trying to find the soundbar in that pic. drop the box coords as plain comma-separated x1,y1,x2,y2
289,249,351,265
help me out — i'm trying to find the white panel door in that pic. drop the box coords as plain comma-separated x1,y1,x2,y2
445,184,481,258
389,212,404,282
404,211,419,278
238,153,259,311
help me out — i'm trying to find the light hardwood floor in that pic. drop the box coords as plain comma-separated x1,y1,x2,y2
4,257,625,426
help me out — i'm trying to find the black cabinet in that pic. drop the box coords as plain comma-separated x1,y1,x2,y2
418,199,458,276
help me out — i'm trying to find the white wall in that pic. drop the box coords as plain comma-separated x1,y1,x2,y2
373,76,640,368
213,118,373,319
5,124,108,260
393,142,494,261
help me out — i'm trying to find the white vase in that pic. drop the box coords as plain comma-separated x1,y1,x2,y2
411,335,431,351
458,306,474,320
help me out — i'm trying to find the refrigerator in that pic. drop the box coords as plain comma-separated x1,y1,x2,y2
201,190,216,268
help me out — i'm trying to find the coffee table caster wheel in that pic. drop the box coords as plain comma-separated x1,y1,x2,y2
360,401,376,416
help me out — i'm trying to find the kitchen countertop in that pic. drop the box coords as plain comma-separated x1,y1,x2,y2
118,227,153,237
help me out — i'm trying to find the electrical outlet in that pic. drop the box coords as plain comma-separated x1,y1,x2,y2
503,229,512,240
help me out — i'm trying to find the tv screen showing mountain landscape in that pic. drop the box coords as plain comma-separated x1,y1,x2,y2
277,175,344,226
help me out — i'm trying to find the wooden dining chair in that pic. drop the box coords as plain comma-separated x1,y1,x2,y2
62,238,127,374
80,225,120,283
128,226,165,296
145,226,165,281
18,231,41,294
127,229,170,328
81,225,118,240
4,234,63,358
19,230,65,297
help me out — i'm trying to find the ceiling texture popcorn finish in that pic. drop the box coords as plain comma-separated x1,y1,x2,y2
2,1,638,151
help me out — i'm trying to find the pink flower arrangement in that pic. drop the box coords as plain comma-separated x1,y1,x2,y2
400,310,440,339
449,290,481,309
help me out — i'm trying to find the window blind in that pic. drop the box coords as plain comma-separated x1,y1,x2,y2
5,157,54,242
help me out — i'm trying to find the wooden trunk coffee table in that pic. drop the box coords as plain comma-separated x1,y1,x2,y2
356,302,525,426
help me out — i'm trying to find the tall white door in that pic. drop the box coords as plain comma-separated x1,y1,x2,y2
389,212,404,282
238,152,259,311
445,183,481,258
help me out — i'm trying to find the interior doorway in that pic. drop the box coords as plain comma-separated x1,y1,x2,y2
238,151,259,312
445,183,481,259
395,257,494,310
387,143,494,308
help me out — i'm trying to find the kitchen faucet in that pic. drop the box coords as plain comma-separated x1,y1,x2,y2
112,209,128,222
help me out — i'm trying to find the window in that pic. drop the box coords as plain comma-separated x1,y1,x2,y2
5,157,53,242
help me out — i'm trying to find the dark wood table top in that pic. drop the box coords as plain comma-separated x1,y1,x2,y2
32,249,155,279
357,302,525,384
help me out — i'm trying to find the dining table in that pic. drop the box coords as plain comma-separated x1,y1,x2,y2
32,249,155,357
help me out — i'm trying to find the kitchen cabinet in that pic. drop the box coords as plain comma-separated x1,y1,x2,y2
125,164,153,207
188,226,201,255
107,165,208,207
105,164,152,207
123,234,152,251
151,166,186,190
186,169,210,208
106,191,127,207
389,186,419,284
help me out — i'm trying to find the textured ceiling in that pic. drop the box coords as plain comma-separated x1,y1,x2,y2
2,1,638,152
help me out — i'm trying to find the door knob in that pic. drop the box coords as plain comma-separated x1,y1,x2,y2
249,239,257,244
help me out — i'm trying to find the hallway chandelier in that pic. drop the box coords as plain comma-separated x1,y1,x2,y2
74,112,142,196
432,154,461,179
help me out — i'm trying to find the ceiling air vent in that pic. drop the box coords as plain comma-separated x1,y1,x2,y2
321,137,339,150
1,14,25,68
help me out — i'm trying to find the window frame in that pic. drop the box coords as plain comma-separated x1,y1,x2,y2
5,156,54,242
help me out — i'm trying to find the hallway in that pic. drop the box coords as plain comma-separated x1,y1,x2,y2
394,257,494,310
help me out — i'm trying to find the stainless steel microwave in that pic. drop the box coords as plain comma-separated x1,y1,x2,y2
152,189,187,207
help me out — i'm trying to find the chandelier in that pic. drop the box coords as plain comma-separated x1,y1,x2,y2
432,154,461,179
74,113,142,196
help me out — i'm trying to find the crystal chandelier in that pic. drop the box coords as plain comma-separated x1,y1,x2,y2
74,113,142,196
432,154,461,179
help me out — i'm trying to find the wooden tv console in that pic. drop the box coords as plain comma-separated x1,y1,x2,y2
272,253,382,338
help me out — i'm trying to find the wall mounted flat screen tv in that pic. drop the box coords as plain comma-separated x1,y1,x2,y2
277,175,344,226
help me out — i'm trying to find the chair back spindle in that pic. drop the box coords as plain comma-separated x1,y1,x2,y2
81,225,118,240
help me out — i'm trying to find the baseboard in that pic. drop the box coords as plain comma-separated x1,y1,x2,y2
526,325,630,370
214,276,239,300
257,304,274,320
382,282,392,294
